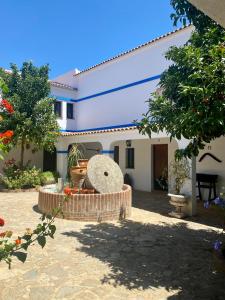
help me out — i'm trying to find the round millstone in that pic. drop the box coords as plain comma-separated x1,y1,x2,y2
87,155,124,193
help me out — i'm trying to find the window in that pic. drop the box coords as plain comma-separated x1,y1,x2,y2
114,146,119,164
54,101,62,118
67,103,74,119
126,148,134,169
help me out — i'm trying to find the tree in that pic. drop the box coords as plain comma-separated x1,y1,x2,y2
0,62,59,168
138,0,225,158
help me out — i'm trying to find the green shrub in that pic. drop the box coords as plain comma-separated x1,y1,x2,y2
2,159,60,189
2,166,42,189
40,171,59,185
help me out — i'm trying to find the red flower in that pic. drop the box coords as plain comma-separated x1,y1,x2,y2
0,130,14,144
4,130,13,138
64,187,72,196
0,218,5,227
0,232,6,237
5,158,15,166
1,99,14,114
15,238,21,245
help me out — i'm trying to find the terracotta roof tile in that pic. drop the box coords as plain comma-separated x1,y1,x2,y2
61,125,137,136
50,81,77,91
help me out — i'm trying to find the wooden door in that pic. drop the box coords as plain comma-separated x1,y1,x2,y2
153,144,168,190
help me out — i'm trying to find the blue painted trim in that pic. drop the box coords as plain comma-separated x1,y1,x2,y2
100,150,114,154
56,150,68,154
51,95,76,103
75,74,161,103
60,123,138,133
51,74,161,104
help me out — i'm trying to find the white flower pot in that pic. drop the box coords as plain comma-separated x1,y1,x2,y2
168,193,188,218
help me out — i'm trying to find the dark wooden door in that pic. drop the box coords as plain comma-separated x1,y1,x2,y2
43,148,57,172
153,144,168,190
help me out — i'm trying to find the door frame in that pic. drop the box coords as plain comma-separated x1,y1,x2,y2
151,144,168,191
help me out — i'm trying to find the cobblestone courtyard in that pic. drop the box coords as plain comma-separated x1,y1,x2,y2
0,191,225,300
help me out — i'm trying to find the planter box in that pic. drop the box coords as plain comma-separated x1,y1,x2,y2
168,193,188,219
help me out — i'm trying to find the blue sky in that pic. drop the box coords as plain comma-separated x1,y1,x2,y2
1,0,178,78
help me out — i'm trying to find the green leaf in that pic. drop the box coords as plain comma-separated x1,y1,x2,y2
49,224,56,236
13,251,27,263
37,235,46,248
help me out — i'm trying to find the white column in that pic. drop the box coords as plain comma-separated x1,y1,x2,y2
99,140,114,159
56,139,68,180
177,139,197,216
56,151,68,180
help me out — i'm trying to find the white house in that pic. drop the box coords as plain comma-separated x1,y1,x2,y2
2,25,225,215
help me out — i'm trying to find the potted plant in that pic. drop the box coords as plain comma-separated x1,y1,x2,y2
68,144,87,187
168,157,190,218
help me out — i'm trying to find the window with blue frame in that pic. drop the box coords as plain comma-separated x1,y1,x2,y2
54,101,62,118
67,103,74,119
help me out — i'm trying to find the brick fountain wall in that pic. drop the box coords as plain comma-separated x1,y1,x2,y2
38,184,132,222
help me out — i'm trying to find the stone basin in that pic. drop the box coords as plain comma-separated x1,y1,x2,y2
38,184,132,222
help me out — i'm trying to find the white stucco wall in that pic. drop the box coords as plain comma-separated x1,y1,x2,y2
52,27,193,132
73,27,193,130
110,137,178,192
197,136,225,195
50,86,77,131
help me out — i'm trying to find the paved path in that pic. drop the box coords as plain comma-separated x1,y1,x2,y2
0,191,224,300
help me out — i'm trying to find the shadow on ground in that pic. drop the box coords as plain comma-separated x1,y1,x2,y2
33,204,41,214
62,220,225,299
133,190,225,229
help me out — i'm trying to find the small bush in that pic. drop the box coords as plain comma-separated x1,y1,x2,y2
40,171,59,185
2,160,42,189
1,159,60,189
2,166,42,189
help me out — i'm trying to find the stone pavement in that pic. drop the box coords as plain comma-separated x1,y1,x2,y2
0,191,225,300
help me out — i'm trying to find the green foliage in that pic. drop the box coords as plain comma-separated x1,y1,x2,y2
67,143,85,169
2,166,42,189
0,213,58,269
170,0,218,32
2,160,60,189
40,171,59,185
0,77,9,95
169,158,190,194
139,4,225,158
0,62,60,168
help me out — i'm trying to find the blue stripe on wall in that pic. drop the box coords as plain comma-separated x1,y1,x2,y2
52,74,161,104
75,74,161,103
56,150,68,154
60,123,138,133
50,95,76,102
100,150,114,154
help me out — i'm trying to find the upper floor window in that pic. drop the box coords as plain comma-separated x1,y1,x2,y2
67,103,74,119
126,148,135,169
54,101,62,118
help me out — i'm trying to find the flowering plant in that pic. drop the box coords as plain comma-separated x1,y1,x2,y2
0,95,62,268
0,212,58,268
204,189,225,261
0,99,14,114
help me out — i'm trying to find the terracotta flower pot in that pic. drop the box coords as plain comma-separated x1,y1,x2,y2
72,188,79,194
88,189,95,194
78,159,89,168
70,166,87,188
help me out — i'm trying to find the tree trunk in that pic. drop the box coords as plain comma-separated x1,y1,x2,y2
20,138,25,169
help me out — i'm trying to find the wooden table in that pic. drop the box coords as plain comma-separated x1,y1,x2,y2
196,173,218,201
